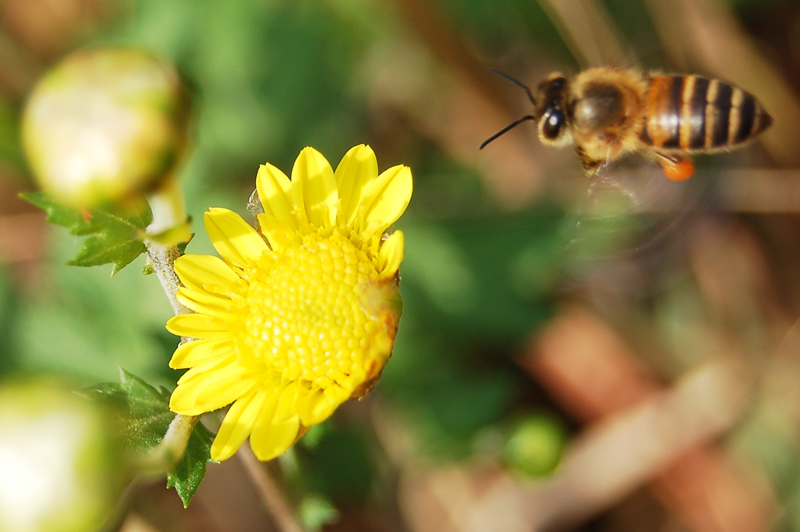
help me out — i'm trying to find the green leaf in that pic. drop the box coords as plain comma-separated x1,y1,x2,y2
21,191,153,275
81,368,213,507
167,420,215,507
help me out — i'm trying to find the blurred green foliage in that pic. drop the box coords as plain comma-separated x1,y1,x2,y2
504,412,568,478
0,101,23,169
108,0,389,183
0,0,622,511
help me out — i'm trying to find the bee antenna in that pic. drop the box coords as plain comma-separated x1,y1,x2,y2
479,115,536,149
488,68,536,106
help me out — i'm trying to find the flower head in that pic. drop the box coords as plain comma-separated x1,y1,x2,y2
166,145,412,461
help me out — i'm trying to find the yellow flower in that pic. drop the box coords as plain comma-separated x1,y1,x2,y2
166,145,412,461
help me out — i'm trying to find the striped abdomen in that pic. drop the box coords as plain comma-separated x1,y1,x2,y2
640,75,772,151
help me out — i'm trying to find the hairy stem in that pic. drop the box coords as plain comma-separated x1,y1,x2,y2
143,179,197,472
146,177,191,316
145,240,190,315
138,414,199,474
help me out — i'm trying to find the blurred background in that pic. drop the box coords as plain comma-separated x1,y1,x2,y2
1,0,800,530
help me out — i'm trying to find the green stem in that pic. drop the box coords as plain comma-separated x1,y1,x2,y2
145,239,190,315
146,177,191,316
142,178,198,472
138,414,199,474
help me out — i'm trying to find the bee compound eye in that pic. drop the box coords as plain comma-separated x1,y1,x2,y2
550,77,566,90
542,108,565,140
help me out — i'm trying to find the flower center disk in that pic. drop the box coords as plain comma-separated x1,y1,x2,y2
238,230,380,390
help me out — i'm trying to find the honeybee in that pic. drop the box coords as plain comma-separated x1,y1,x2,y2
482,67,773,180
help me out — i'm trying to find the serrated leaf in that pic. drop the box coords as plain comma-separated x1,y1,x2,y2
76,382,130,408
167,420,215,507
21,191,153,274
118,369,172,419
83,368,213,506
20,190,86,228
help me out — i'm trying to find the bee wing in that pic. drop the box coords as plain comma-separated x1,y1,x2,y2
562,162,706,295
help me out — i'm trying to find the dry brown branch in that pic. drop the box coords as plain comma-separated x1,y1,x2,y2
238,446,305,532
376,307,774,532
518,308,775,532
535,0,630,68
656,0,800,167
377,0,560,204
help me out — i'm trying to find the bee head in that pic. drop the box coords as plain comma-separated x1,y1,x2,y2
534,74,572,146
480,69,572,150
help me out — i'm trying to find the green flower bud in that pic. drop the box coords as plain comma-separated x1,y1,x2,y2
22,47,190,208
0,380,127,532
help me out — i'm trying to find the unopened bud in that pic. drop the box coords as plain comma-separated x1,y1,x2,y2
22,47,190,208
0,380,126,532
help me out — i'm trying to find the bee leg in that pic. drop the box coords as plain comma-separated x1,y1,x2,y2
655,151,695,181
576,147,602,176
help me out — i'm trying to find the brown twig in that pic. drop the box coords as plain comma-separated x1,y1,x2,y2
535,0,630,68
237,446,305,532
378,0,553,204
518,307,774,532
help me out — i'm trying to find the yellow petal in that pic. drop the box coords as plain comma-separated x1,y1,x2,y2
296,386,346,426
291,147,337,228
171,357,256,415
359,165,412,238
377,230,404,278
169,338,234,369
256,164,299,229
210,389,268,461
194,372,257,414
324,383,353,404
178,352,241,386
335,145,377,227
166,313,229,339
176,287,235,318
250,414,300,461
274,381,300,420
169,358,233,415
169,390,207,416
257,213,299,251
249,384,301,461
205,208,268,269
175,254,245,296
